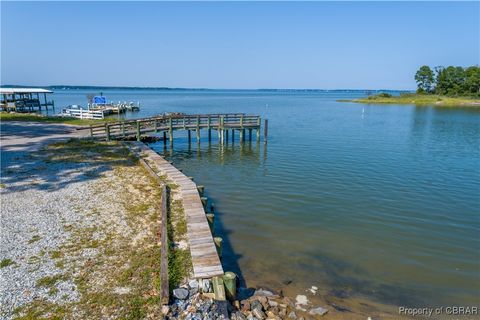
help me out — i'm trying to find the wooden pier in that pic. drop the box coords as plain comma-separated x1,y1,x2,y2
88,113,265,143
129,142,224,279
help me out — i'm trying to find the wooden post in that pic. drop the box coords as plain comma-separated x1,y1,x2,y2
208,129,212,141
201,197,208,209
257,117,261,142
169,118,173,147
206,213,214,231
240,115,244,128
223,272,237,301
89,125,93,138
231,129,234,142
225,129,229,142
197,185,205,195
188,130,191,143
122,122,126,137
239,129,243,142
106,124,111,141
154,120,158,133
264,119,268,143
214,237,223,258
212,276,226,301
160,186,169,305
163,131,167,146
248,128,252,141
136,121,141,142
220,116,225,144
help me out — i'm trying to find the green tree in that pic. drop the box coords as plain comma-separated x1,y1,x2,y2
435,66,466,96
464,66,480,96
415,65,434,93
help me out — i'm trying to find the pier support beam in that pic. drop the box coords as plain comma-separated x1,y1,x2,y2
239,129,244,143
188,130,191,143
169,118,173,147
264,119,268,143
225,129,229,142
136,121,141,142
196,129,200,143
163,132,167,146
248,128,252,141
214,237,223,258
206,213,214,231
208,129,212,141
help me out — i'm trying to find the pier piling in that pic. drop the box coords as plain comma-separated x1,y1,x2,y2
223,272,237,301
264,119,268,143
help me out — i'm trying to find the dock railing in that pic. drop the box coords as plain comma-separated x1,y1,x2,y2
88,113,263,142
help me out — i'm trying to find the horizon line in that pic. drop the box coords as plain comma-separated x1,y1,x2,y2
0,84,414,92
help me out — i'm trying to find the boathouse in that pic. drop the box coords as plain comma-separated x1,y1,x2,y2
0,88,55,112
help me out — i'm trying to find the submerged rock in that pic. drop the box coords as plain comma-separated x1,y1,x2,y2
309,306,328,316
173,288,189,300
254,289,275,297
295,295,308,305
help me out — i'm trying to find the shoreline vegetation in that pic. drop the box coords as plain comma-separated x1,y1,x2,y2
339,93,480,107
340,64,480,107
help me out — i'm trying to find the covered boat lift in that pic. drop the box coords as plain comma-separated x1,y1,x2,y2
0,88,55,112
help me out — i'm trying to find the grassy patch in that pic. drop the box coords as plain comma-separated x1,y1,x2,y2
36,274,66,288
13,300,68,320
28,235,41,244
0,183,6,188
0,112,118,126
0,258,15,268
341,93,480,107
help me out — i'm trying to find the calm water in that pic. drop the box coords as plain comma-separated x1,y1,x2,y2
54,89,480,309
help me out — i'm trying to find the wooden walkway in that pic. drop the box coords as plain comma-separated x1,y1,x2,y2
128,141,224,279
89,113,263,143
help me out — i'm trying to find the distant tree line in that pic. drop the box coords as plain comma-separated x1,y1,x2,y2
415,65,480,97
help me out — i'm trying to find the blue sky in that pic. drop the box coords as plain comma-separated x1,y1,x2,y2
1,1,478,89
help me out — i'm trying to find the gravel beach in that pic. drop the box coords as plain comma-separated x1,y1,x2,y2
1,122,164,319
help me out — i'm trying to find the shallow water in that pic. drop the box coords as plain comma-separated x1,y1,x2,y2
53,89,480,309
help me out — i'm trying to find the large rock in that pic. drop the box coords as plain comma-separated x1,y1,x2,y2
309,306,328,316
288,311,297,319
268,299,278,308
173,288,189,300
189,279,199,289
250,299,263,311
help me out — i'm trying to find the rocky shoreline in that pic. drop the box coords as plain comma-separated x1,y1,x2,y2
165,278,330,320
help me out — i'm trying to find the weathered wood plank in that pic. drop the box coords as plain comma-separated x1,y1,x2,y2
128,141,224,279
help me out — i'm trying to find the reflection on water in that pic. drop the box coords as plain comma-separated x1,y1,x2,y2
53,89,479,311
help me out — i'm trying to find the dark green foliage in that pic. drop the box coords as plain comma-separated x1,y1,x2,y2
377,92,392,98
416,65,480,97
415,65,434,93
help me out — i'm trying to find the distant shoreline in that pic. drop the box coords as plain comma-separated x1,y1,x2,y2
339,94,480,107
0,85,411,93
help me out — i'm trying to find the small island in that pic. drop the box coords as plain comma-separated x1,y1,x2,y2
343,65,480,107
